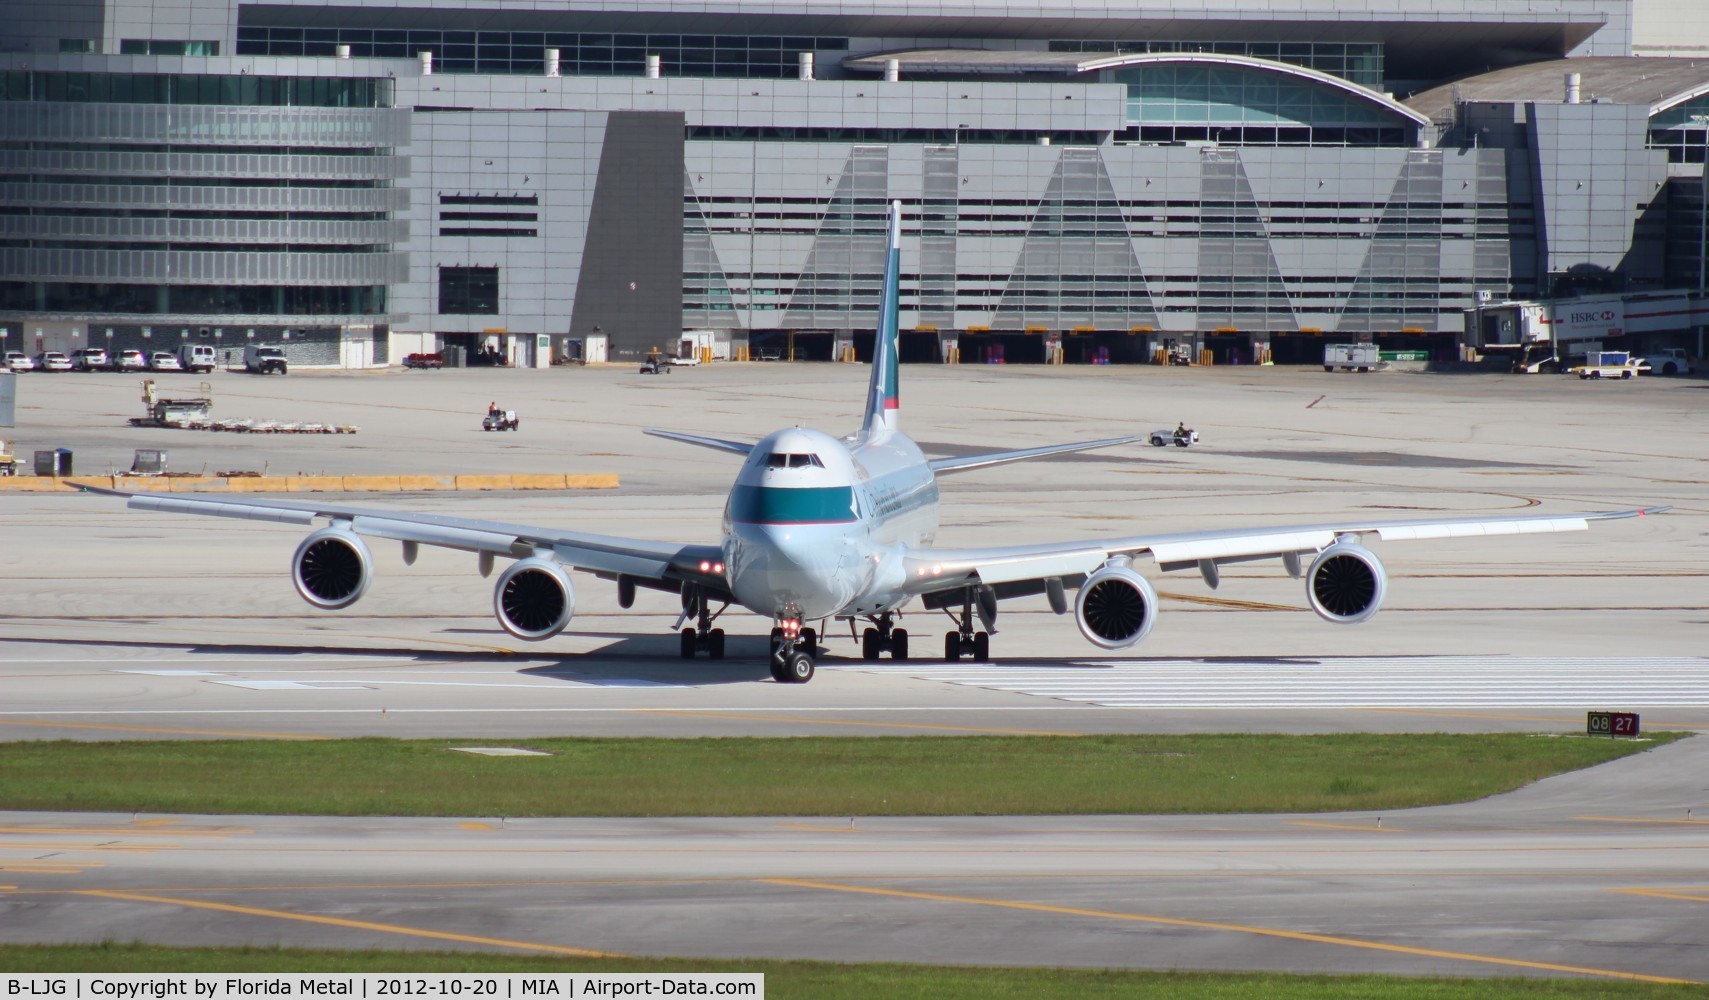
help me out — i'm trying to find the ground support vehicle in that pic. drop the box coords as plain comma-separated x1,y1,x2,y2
244,346,288,375
483,409,520,431
1324,343,1380,372
403,353,443,369
1641,348,1696,376
0,439,16,476
1571,351,1649,380
178,344,217,373
639,350,672,375
1148,427,1200,448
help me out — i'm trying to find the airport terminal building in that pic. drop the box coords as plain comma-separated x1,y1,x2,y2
3,0,1709,366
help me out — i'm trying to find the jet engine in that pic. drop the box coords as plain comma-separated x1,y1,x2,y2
1306,541,1387,624
1074,563,1158,649
292,527,372,610
494,557,575,641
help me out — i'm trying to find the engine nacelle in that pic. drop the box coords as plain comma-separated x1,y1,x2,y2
292,527,372,610
1306,542,1387,624
1074,563,1158,650
494,557,575,641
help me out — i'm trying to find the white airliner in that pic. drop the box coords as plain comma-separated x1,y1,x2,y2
82,204,1665,683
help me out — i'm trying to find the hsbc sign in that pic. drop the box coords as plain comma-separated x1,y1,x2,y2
1549,300,1624,340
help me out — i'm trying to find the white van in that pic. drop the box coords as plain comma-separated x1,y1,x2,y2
178,343,217,373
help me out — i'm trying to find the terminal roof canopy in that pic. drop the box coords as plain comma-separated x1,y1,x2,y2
1404,56,1709,125
844,50,1430,131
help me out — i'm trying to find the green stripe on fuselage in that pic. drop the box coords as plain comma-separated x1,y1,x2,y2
728,484,858,524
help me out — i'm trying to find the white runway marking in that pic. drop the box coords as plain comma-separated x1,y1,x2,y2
828,657,1709,708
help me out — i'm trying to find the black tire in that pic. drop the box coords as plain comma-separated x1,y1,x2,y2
801,626,817,651
708,628,725,660
862,628,881,661
679,627,697,659
1150,437,1166,447
1663,363,1678,376
769,658,789,683
1323,365,1333,372
972,631,990,662
944,631,961,661
782,651,814,684
1621,371,1631,379
891,629,909,661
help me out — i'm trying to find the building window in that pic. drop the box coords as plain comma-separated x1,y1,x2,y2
120,40,221,56
58,39,95,54
438,267,498,314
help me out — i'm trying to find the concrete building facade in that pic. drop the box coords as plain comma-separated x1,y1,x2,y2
2,0,1706,366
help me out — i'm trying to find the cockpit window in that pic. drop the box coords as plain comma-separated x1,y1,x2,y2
764,453,825,469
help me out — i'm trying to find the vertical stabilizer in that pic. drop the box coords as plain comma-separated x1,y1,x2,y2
862,201,903,436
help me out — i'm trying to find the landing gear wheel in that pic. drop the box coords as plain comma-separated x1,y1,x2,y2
708,628,725,660
972,631,990,662
800,626,817,651
862,628,882,661
769,658,789,682
944,631,961,661
679,628,697,659
891,628,909,661
782,651,815,684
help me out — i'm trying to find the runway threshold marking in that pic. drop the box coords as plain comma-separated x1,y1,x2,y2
77,890,626,958
626,709,1081,736
759,879,1699,985
0,719,330,740
1288,821,1403,833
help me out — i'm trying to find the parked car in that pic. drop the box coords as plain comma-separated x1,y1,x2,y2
1640,348,1696,376
114,349,148,371
148,351,183,372
70,347,109,371
1570,350,1649,380
2,350,33,372
36,351,72,372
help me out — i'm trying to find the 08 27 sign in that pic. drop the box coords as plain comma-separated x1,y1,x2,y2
1587,711,1639,738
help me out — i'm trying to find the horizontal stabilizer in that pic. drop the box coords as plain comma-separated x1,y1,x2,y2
928,435,1144,475
644,429,757,456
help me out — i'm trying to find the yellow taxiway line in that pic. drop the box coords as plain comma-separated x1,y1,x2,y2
760,878,1698,985
0,719,330,740
78,889,626,958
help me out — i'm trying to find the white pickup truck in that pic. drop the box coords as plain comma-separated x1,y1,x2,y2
1640,348,1696,376
1570,350,1649,380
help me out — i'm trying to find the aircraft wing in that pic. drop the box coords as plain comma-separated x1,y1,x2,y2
72,482,726,594
900,506,1668,596
927,435,1146,475
644,429,756,456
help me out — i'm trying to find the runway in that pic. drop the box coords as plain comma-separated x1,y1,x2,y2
4,363,1708,976
3,734,1708,981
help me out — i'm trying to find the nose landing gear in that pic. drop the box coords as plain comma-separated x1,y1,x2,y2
769,614,815,683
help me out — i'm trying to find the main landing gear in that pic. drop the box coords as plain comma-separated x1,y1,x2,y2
678,585,727,660
857,614,909,661
769,615,815,683
944,589,991,662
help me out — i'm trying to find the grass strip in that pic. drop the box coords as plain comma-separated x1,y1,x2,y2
0,733,1674,817
0,945,1699,998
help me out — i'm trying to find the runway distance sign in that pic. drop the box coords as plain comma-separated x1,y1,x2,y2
1587,711,1639,738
